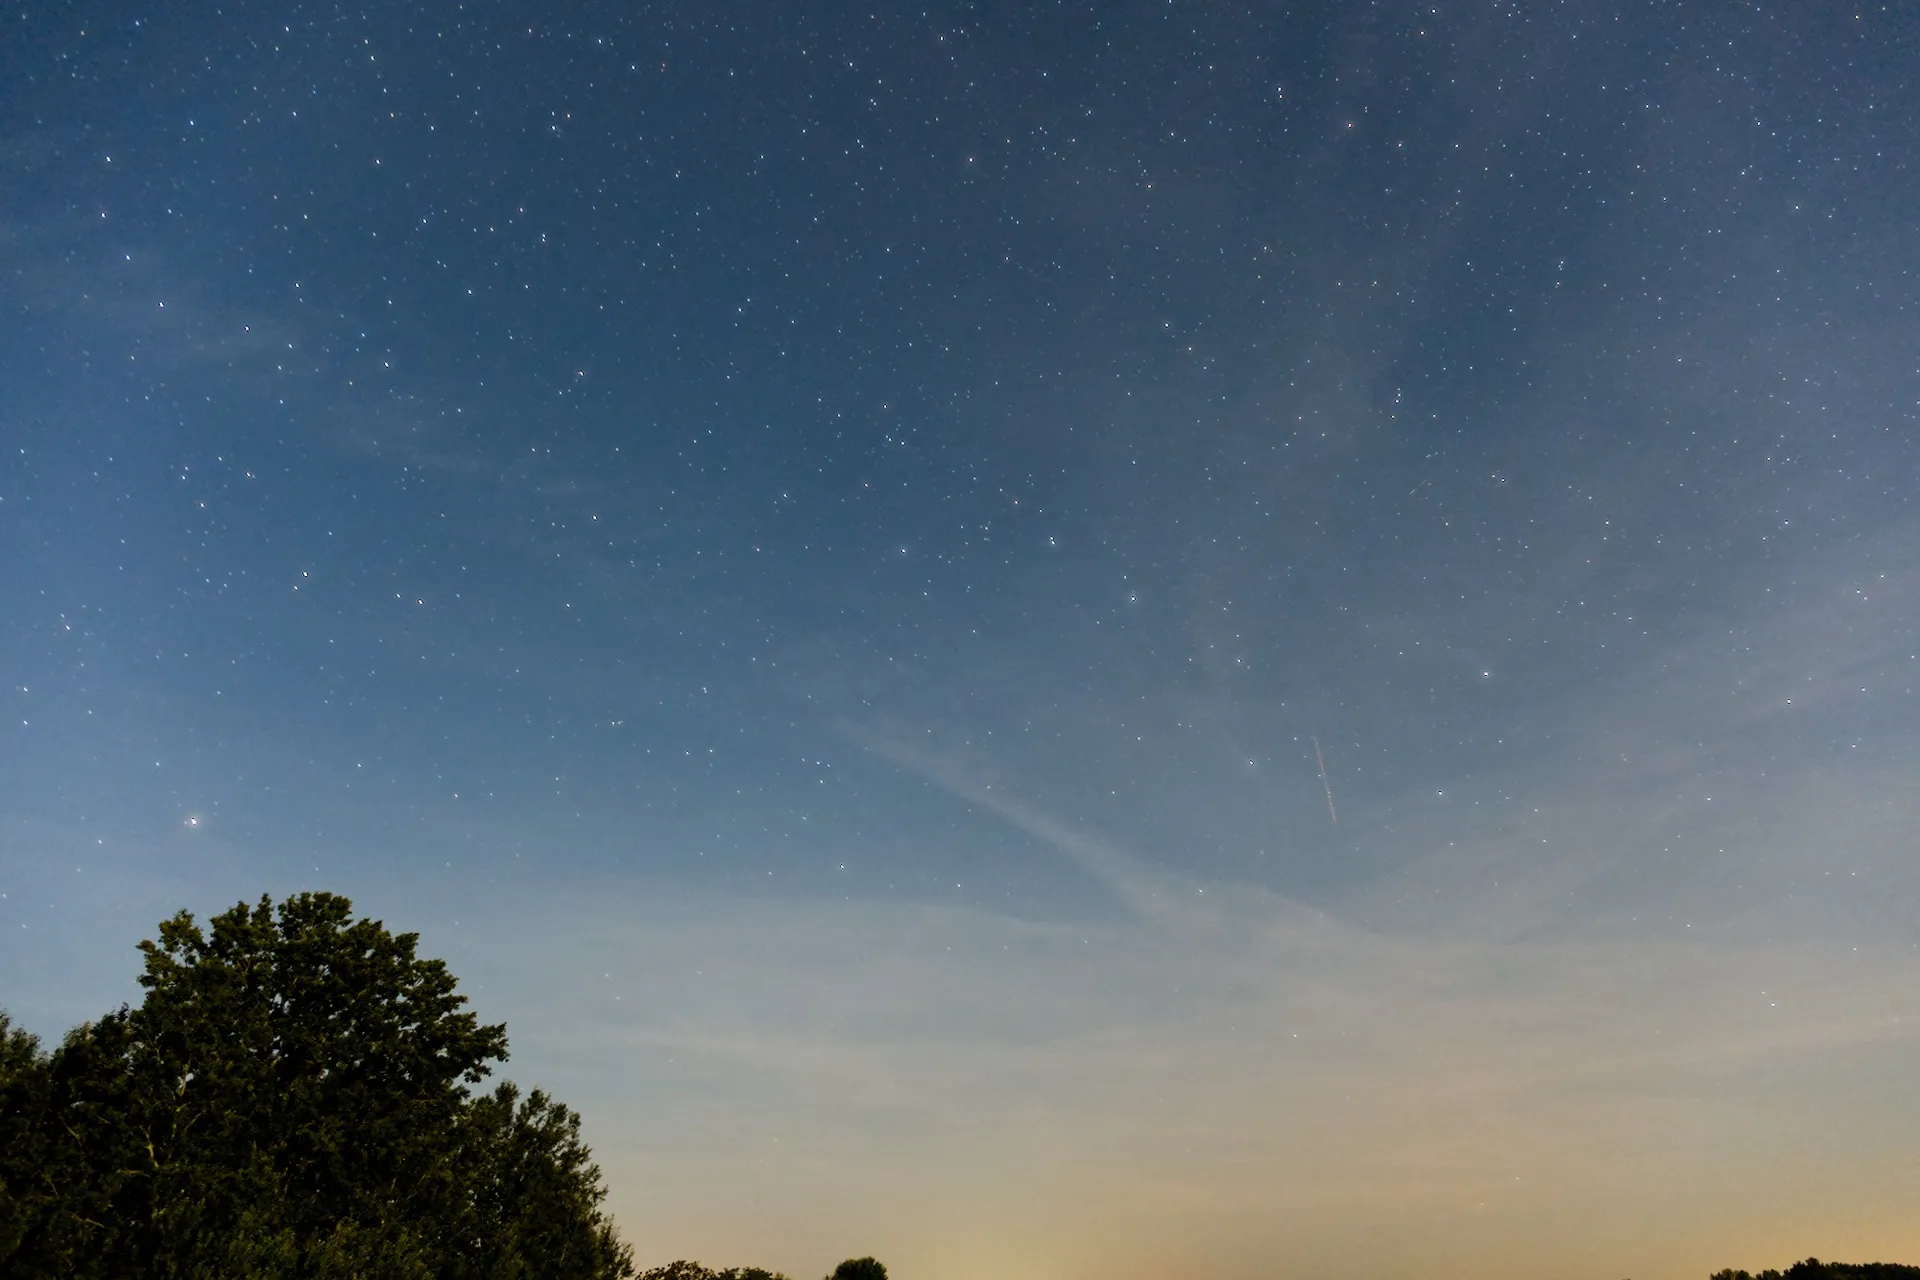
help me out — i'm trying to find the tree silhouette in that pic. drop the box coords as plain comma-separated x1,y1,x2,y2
1712,1261,1920,1280
0,892,633,1279
829,1258,888,1280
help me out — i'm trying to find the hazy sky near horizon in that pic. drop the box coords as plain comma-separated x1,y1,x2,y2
3,2,1918,1277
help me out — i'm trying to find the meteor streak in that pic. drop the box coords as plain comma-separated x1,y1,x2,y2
1312,736,1339,826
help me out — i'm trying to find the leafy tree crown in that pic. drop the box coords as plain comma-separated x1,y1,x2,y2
0,892,632,1279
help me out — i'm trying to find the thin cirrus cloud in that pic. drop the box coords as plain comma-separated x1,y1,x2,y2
461,599,1919,1277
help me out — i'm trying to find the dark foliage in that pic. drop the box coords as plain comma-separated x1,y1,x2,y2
632,1253,890,1279
1713,1261,1920,1280
0,892,633,1279
638,1264,792,1280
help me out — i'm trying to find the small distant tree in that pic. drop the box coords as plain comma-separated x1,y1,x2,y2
829,1258,888,1280
0,892,633,1279
639,1264,791,1280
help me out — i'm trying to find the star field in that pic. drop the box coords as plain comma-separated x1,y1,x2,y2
4,4,1918,1278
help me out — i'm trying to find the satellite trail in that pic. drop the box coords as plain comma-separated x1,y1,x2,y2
1312,736,1339,826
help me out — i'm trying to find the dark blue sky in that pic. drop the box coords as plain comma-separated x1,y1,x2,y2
5,4,1918,1276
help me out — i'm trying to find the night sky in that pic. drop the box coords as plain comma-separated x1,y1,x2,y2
4,2,1918,1276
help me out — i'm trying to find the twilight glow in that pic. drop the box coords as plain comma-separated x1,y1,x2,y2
4,4,1917,1277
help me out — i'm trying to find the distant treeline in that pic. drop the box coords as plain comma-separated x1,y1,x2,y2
0,893,880,1280
1713,1262,1920,1280
643,1261,885,1280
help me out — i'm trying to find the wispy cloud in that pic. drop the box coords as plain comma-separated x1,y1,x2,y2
443,697,1920,1276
